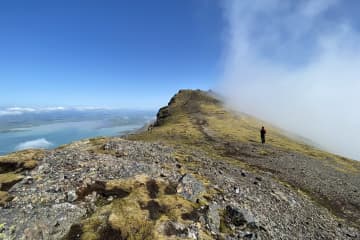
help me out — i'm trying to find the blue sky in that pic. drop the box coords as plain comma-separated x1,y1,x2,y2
0,0,223,109
1,0,360,159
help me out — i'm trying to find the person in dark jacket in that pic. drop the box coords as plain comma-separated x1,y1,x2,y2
260,126,266,144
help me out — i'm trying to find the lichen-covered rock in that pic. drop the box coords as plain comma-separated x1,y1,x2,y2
66,190,78,202
177,174,205,202
201,203,221,234
1,203,86,240
224,206,255,227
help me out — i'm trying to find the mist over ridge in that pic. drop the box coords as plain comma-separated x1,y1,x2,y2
219,0,360,160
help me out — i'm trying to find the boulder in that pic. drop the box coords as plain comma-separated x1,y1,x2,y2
177,174,205,202
224,206,256,227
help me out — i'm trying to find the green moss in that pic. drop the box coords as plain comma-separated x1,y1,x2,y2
258,150,269,156
71,175,206,240
0,191,11,206
0,173,23,191
219,209,232,234
0,173,23,183
0,149,43,173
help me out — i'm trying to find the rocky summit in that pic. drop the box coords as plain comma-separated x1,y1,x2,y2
0,90,359,240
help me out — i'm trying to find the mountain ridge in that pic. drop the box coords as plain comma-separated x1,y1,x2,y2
0,89,359,239
129,89,360,228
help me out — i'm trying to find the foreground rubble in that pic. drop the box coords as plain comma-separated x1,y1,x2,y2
0,138,358,239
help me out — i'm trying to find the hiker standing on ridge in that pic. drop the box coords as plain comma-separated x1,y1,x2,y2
260,126,266,144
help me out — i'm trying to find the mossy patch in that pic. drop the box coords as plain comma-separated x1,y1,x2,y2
258,150,269,156
66,175,211,240
0,191,12,206
0,173,23,191
76,180,131,201
0,149,44,173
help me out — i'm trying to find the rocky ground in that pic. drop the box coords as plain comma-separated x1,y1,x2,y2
195,113,360,227
0,138,358,239
0,90,359,240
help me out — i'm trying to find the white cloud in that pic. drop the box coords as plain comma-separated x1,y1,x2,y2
0,106,113,116
0,106,65,115
42,107,66,111
6,107,36,112
220,0,360,160
0,110,23,116
15,138,53,151
72,106,113,111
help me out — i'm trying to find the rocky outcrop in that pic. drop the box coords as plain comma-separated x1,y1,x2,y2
154,106,170,126
154,89,220,127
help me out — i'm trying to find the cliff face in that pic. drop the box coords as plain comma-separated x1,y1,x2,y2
0,90,359,240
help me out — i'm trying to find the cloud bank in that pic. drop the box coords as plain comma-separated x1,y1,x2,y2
15,138,53,151
219,0,360,160
0,106,114,116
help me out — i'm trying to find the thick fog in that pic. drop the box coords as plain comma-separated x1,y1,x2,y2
219,0,360,160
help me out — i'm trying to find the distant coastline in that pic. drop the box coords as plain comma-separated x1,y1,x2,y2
0,108,155,156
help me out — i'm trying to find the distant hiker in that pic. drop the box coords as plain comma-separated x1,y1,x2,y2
260,126,266,144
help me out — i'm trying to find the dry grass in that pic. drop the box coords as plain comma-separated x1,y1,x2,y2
76,175,211,240
130,89,360,174
199,101,360,174
0,173,23,191
0,149,44,173
0,191,11,206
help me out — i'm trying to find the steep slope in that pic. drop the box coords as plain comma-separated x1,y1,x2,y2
0,89,359,240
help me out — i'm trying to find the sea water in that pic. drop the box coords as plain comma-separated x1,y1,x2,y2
0,110,154,155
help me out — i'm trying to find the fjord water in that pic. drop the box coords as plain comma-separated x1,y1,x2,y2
0,109,154,155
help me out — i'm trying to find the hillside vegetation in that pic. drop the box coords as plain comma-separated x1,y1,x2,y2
130,90,358,170
0,89,359,240
128,89,360,226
